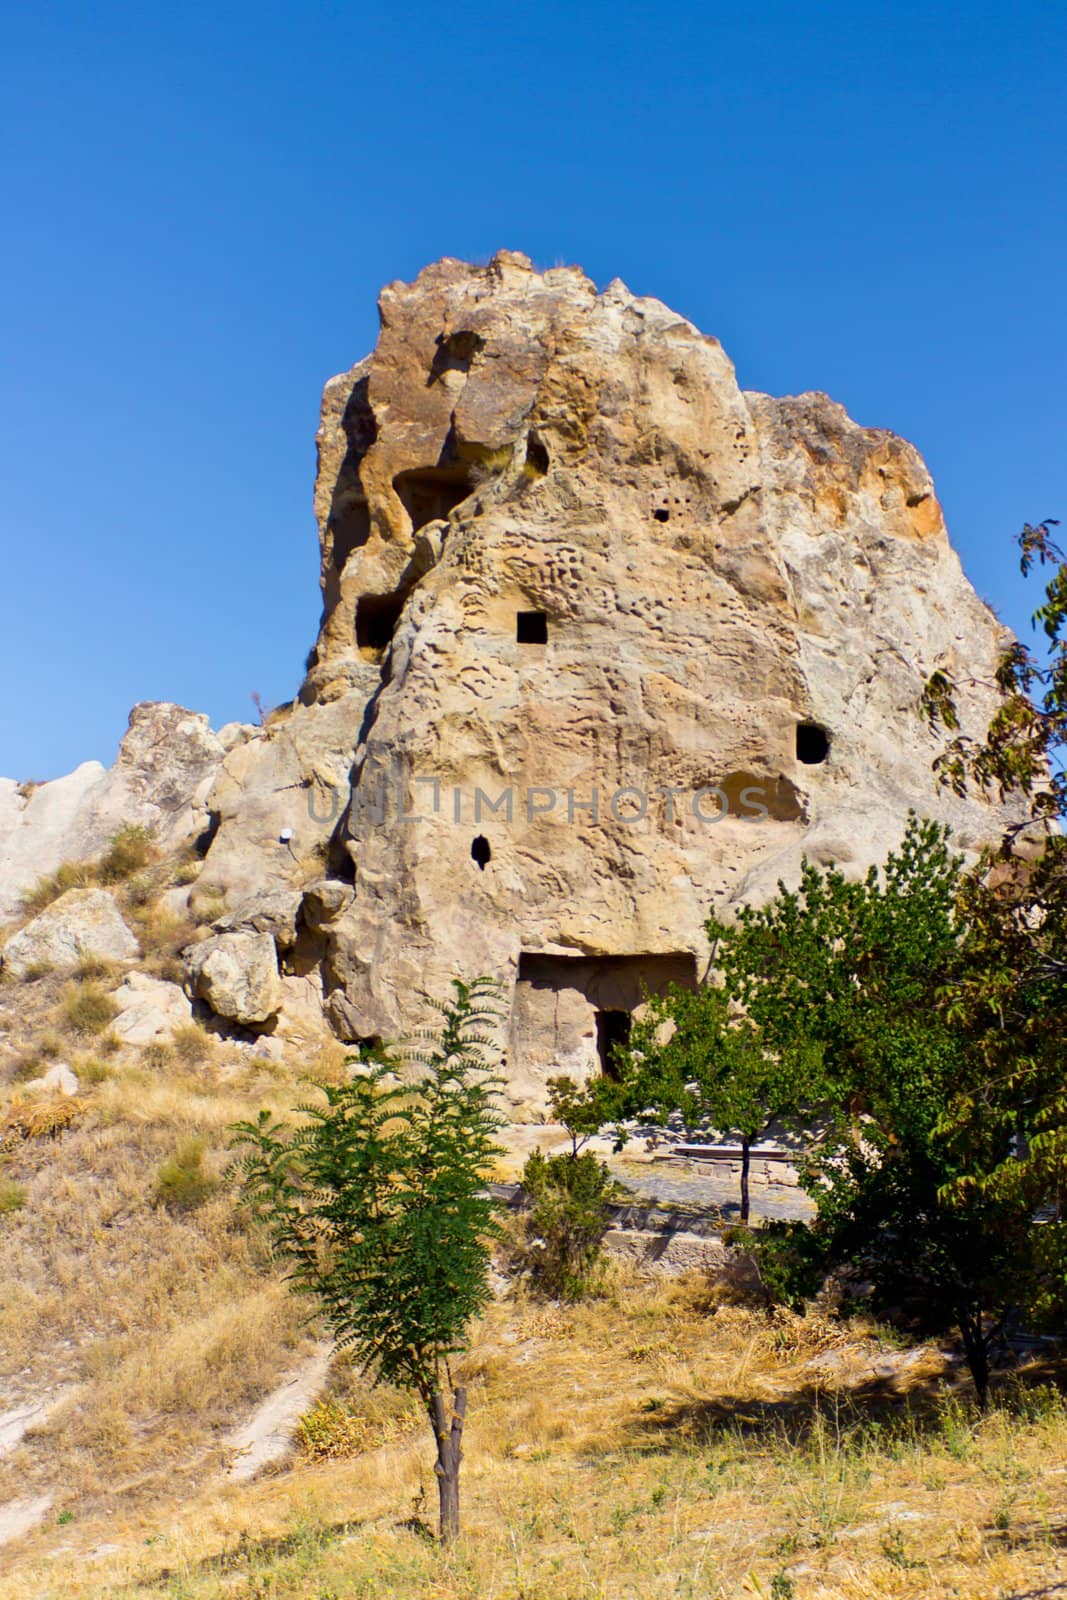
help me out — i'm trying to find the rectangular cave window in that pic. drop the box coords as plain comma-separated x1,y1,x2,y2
596,1009,631,1081
516,610,548,644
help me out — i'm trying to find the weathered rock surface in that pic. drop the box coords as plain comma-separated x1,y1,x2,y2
112,971,194,1046
0,254,1026,1110
1,889,139,978
185,930,282,1026
0,703,235,921
292,251,1020,1106
21,1062,79,1095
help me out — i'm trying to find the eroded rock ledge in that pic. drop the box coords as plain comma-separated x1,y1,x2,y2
2,253,1019,1110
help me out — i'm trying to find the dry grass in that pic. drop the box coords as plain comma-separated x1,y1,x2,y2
0,990,1062,1600
0,1231,1062,1598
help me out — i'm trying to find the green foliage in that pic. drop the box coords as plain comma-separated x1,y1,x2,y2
546,1072,625,1156
922,519,1066,819
152,1137,219,1212
172,1022,213,1065
18,824,154,915
19,861,94,914
99,823,154,883
232,977,504,1403
232,977,504,1543
921,521,1067,1340
0,1179,27,1215
60,980,119,1038
621,978,827,1223
691,818,1043,1406
517,1148,617,1300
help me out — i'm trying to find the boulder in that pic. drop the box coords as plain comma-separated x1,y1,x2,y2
185,931,282,1027
0,703,234,922
214,889,303,949
112,971,193,1046
301,879,353,931
1,889,139,979
22,1063,79,1095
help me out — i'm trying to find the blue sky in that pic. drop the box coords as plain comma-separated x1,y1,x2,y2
2,0,1065,778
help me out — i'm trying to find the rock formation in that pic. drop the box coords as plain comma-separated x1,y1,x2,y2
0,252,1020,1111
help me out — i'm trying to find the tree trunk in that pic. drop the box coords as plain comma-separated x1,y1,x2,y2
430,1385,467,1542
739,1136,751,1225
959,1314,990,1412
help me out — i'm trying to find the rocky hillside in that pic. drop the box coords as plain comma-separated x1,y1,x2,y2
1,251,1019,1112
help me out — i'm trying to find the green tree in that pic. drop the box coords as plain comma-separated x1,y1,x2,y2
693,819,1031,1406
231,977,504,1543
623,983,825,1223
545,1071,625,1157
922,519,1067,1337
517,1147,617,1300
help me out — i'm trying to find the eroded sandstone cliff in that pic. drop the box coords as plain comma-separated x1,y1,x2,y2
2,252,1019,1111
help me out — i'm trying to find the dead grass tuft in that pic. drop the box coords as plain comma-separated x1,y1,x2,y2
60,980,119,1038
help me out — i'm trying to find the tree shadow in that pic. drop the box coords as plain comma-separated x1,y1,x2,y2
153,1517,365,1583
627,1350,1067,1455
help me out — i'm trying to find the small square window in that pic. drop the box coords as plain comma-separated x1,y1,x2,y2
516,611,548,644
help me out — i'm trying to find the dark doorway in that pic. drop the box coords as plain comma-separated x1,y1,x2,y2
596,1009,631,1080
516,610,548,644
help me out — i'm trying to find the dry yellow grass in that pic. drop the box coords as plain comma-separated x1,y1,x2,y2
0,1252,1062,1598
0,964,1063,1600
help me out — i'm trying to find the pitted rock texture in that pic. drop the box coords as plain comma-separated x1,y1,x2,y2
294,251,1018,1108
184,930,282,1027
0,254,1024,1105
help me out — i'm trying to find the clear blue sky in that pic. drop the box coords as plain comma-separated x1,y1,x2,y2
3,0,1064,779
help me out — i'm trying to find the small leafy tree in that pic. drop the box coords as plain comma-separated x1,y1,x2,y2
232,977,504,1543
695,818,1032,1406
517,1147,617,1300
546,1072,625,1156
623,984,826,1223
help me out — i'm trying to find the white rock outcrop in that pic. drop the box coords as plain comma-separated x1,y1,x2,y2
1,889,139,979
0,255,1026,1109
0,703,235,921
112,971,194,1046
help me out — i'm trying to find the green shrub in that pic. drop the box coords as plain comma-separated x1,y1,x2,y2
142,1039,175,1071
99,824,153,884
73,955,118,983
61,982,119,1039
152,1137,219,1212
77,1057,111,1086
0,1180,27,1215
11,1053,45,1083
517,1148,617,1301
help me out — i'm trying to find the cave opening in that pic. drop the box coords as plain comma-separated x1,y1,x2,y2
393,464,475,532
524,432,550,477
595,1009,632,1081
796,722,831,765
516,610,548,644
471,835,491,870
356,592,406,658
